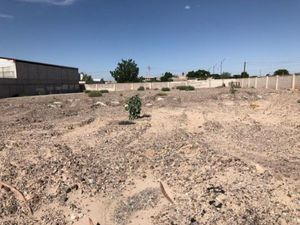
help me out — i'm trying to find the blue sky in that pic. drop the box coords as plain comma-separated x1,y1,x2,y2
1,0,300,79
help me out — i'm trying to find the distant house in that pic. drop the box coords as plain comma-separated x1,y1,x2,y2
143,77,159,82
0,57,80,98
172,75,188,81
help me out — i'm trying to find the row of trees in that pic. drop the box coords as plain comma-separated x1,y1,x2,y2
81,59,291,83
186,70,250,80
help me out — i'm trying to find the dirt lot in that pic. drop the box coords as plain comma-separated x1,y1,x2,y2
0,88,299,225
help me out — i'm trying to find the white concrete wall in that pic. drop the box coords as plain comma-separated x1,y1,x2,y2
85,75,300,92
85,79,234,92
0,58,17,79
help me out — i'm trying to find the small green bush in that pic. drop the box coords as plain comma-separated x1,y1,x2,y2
84,90,91,93
229,82,237,94
87,91,102,97
156,92,167,97
161,87,170,92
99,90,109,93
137,86,145,91
125,95,142,120
176,85,195,91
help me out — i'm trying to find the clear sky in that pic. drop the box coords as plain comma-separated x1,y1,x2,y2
1,0,300,79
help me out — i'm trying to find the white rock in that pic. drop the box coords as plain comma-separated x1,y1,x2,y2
111,101,120,106
94,101,107,107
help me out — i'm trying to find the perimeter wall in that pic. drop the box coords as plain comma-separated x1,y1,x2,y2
85,75,300,92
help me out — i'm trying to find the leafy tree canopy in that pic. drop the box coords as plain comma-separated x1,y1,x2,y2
160,72,173,82
220,72,232,79
211,74,221,79
110,59,140,83
274,69,289,76
187,70,210,80
241,72,249,78
81,73,94,84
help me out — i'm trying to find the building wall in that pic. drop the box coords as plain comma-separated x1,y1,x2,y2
0,61,80,98
0,58,17,79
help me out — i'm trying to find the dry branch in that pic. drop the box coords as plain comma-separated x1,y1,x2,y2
0,181,33,215
159,181,174,204
88,217,95,225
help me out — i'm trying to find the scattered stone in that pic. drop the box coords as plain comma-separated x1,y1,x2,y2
114,188,160,225
111,100,120,106
93,101,107,107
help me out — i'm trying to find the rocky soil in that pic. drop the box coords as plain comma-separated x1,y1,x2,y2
0,88,299,225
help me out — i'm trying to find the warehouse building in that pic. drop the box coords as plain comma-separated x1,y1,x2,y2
0,57,80,98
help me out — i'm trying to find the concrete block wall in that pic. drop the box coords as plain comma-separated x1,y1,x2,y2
295,75,300,89
85,75,300,93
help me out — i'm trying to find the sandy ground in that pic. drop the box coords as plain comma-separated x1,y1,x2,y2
0,88,299,225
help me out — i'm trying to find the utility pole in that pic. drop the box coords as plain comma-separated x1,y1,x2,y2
147,66,151,77
243,62,247,73
220,58,226,75
213,64,217,74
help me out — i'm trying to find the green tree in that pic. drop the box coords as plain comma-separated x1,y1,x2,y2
211,74,221,79
186,71,196,78
81,73,94,84
241,72,249,78
274,69,289,76
99,78,105,84
110,59,140,83
220,72,232,79
160,72,173,82
187,70,210,80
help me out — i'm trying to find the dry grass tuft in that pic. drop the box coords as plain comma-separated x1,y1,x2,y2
0,181,33,215
159,182,174,204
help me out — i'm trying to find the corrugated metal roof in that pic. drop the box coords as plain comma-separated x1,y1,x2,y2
0,57,78,70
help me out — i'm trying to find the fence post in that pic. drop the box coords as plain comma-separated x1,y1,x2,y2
168,82,170,88
186,81,188,86
292,74,296,90
209,78,211,88
275,75,279,90
114,84,116,91
131,83,134,90
266,76,269,89
248,77,250,88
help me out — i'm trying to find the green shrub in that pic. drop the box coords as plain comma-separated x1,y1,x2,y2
99,90,109,93
176,85,195,91
137,86,145,91
156,92,167,97
161,87,170,92
229,82,241,88
229,82,237,94
125,95,142,120
84,90,91,93
87,91,102,97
